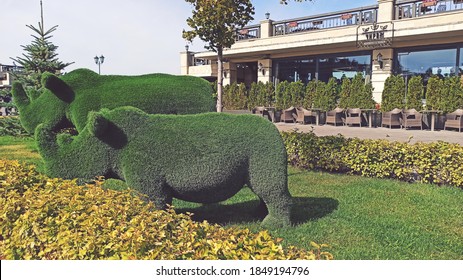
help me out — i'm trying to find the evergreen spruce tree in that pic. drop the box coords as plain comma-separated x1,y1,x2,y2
11,0,73,89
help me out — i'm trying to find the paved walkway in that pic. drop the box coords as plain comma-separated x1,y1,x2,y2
275,122,463,145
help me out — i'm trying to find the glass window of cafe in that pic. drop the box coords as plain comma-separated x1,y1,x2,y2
273,52,371,85
395,45,462,79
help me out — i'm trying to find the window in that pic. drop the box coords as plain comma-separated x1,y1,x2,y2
274,52,371,85
396,48,457,78
274,58,316,84
318,54,371,82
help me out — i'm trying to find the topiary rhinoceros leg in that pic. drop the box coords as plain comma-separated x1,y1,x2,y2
248,161,292,228
124,174,173,210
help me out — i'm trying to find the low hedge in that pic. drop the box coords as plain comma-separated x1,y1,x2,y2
0,160,332,260
282,131,463,188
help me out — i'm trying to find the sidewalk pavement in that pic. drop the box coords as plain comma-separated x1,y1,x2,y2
275,122,463,145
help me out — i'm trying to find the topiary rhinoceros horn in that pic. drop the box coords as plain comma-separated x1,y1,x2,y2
35,107,293,227
12,68,215,133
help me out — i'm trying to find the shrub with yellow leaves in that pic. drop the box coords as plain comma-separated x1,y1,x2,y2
0,160,333,260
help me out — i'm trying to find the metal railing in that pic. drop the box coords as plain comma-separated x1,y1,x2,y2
235,25,261,41
395,0,463,19
272,5,378,36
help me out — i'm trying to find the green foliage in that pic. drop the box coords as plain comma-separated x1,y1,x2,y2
440,76,463,113
182,0,254,52
406,75,423,110
247,82,275,110
183,0,255,112
274,81,306,110
381,75,405,112
12,69,215,133
425,76,443,110
338,74,374,109
288,80,305,107
0,117,30,137
0,159,331,260
10,2,73,89
338,77,351,109
36,107,293,227
275,80,290,110
348,73,375,109
313,78,338,111
223,82,248,110
282,131,463,188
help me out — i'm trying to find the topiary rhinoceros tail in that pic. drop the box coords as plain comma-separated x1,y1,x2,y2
35,107,293,227
12,68,215,133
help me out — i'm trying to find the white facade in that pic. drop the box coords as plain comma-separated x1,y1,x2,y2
181,0,463,103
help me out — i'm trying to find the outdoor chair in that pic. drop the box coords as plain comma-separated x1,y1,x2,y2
325,107,344,126
345,108,363,127
253,106,266,117
295,107,317,124
381,108,403,129
280,106,297,123
444,109,463,132
253,106,272,122
402,109,423,130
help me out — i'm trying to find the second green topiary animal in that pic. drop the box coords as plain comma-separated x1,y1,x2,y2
12,68,215,133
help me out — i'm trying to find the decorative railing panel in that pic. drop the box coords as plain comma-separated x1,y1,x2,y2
235,25,261,41
396,0,463,19
272,6,378,36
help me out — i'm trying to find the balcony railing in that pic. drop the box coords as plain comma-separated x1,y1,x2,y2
272,5,378,36
395,0,463,19
235,25,260,41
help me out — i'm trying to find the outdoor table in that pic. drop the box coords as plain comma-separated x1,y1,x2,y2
361,109,377,128
264,107,276,123
310,108,324,126
420,110,443,131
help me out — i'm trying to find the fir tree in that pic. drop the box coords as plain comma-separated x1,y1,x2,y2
11,0,73,89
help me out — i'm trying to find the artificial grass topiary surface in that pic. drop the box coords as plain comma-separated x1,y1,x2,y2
36,107,292,227
12,68,215,133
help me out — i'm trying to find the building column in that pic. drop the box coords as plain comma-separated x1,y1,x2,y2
377,0,395,23
180,51,191,75
260,19,274,38
223,62,237,86
371,49,393,103
257,59,272,84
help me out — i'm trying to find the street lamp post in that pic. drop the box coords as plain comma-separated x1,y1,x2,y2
94,55,105,74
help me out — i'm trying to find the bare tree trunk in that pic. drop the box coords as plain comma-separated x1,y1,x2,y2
216,47,223,112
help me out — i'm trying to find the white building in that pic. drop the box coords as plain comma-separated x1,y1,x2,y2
181,0,463,103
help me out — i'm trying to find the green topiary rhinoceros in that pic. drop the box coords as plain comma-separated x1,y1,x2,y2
35,107,292,227
12,68,215,133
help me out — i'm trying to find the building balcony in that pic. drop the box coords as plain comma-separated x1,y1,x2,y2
188,0,462,62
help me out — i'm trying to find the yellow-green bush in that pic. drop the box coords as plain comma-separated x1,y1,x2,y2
282,131,463,188
0,160,332,260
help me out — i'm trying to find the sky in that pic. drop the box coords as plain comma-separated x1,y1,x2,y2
0,0,377,75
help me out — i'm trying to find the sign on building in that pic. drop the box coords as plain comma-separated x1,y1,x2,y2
356,22,394,49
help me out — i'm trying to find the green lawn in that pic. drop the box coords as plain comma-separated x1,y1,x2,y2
1,135,462,260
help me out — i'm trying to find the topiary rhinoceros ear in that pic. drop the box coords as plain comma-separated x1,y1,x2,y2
42,72,75,103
